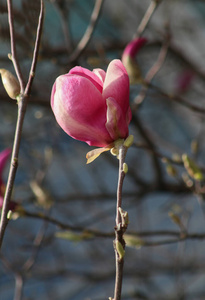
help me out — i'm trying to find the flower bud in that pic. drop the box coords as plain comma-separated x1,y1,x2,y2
175,69,194,94
122,38,147,84
0,68,20,99
115,240,125,260
182,153,204,181
123,134,134,148
51,60,132,148
123,162,128,174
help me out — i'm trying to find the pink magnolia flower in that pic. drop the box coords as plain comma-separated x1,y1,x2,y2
51,59,132,148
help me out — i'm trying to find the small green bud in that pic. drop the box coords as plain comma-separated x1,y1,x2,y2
168,211,181,227
116,240,125,260
123,162,128,174
166,164,177,177
0,68,20,99
123,135,134,148
182,154,204,181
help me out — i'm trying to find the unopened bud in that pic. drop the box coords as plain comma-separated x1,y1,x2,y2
123,162,128,174
122,37,147,84
115,240,125,260
0,69,20,99
123,135,134,148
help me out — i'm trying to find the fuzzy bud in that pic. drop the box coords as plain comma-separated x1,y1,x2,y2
0,69,20,99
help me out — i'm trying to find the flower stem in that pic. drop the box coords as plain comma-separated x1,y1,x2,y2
113,144,128,300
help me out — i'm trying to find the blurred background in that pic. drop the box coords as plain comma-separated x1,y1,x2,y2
1,0,205,299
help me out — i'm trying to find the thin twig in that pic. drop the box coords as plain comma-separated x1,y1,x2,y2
0,0,44,249
132,114,164,187
134,0,162,38
52,1,73,53
150,82,205,114
0,97,26,249
22,220,48,272
18,209,205,246
0,253,24,300
14,273,24,300
68,0,104,63
113,145,128,300
24,0,44,96
7,0,24,92
133,36,170,108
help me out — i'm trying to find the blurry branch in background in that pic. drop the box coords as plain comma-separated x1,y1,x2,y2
132,34,205,115
0,253,24,300
0,0,44,249
14,209,205,247
132,114,164,188
68,0,104,64
51,0,73,53
150,83,205,114
133,33,170,109
135,0,162,38
12,222,48,300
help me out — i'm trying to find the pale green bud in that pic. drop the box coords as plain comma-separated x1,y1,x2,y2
116,240,125,260
0,69,20,99
123,162,128,174
123,135,134,148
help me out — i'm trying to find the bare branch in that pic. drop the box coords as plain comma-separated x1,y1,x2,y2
0,0,45,249
134,0,162,38
68,0,104,64
7,0,24,92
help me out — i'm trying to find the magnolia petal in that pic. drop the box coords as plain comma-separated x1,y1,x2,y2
93,68,106,83
51,75,113,147
126,106,132,125
69,66,103,93
103,59,130,115
0,148,11,171
0,148,11,187
106,97,129,141
86,144,114,164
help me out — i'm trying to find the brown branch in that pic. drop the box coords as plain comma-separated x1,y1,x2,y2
14,273,24,300
150,83,205,114
24,0,44,96
131,114,165,187
16,209,205,248
134,0,162,38
133,35,170,108
7,0,24,92
113,145,128,300
0,0,44,249
52,1,73,53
